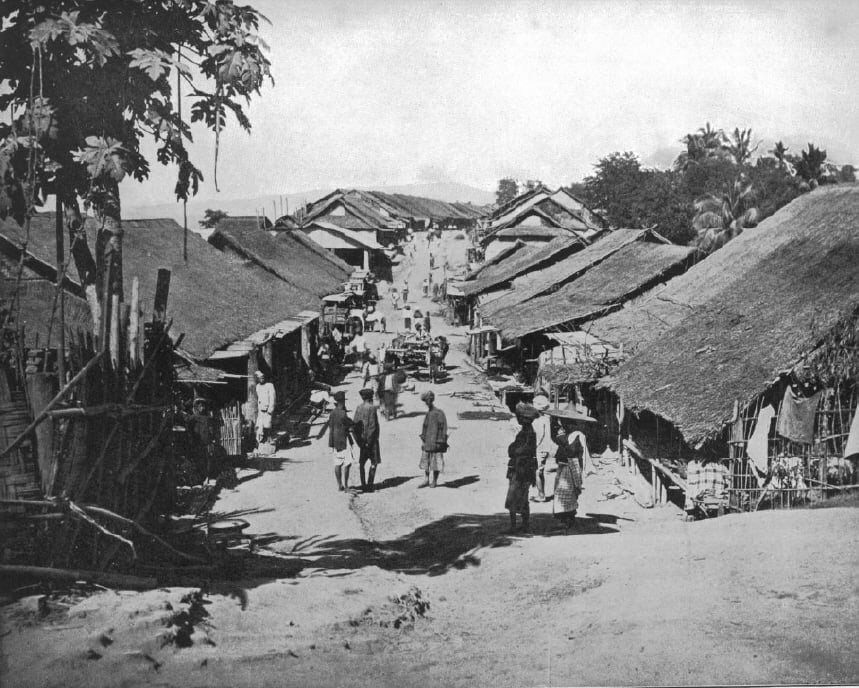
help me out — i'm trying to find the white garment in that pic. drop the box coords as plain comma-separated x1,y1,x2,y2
746,403,775,476
533,414,552,458
256,382,276,415
568,430,595,474
351,334,368,353
845,407,859,459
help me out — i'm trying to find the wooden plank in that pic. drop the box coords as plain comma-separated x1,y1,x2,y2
153,268,171,322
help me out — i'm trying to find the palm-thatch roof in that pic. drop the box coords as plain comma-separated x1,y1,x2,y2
487,241,696,339
462,235,583,297
1,278,92,349
216,215,273,232
208,222,349,296
480,228,669,320
596,184,859,444
3,214,322,360
484,187,606,240
364,191,488,222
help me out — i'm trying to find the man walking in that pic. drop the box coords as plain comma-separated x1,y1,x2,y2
353,388,381,492
419,390,448,488
329,391,354,491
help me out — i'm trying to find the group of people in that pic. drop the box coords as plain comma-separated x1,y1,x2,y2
327,387,448,492
505,394,591,533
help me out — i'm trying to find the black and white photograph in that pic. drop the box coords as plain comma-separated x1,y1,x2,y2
1,1,858,686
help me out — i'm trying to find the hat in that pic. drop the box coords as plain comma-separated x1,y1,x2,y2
420,390,435,403
359,388,374,400
515,402,539,421
254,371,265,379
333,391,346,403
542,406,597,423
532,394,550,411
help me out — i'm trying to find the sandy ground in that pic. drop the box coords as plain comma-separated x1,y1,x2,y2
2,232,859,687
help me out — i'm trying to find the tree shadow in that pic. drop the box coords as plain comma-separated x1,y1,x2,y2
440,475,480,489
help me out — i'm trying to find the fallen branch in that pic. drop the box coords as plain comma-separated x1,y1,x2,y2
0,565,156,590
68,502,136,559
80,504,207,563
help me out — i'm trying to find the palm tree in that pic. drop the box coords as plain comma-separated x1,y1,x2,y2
725,128,759,167
674,122,727,171
692,175,760,253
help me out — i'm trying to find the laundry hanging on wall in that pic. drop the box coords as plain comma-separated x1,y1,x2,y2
775,387,822,444
746,403,775,476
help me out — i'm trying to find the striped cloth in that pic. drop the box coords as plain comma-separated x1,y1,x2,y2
553,461,582,515
685,461,730,509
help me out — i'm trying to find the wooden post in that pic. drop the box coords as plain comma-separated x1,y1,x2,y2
153,269,171,323
246,351,258,426
55,197,66,387
128,277,140,366
109,294,120,367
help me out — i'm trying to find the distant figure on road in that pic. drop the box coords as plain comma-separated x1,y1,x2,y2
254,371,276,448
403,305,412,331
382,363,398,419
505,402,539,533
419,390,448,488
353,388,381,492
402,283,410,303
422,277,429,297
329,390,354,492
390,287,399,310
423,312,431,335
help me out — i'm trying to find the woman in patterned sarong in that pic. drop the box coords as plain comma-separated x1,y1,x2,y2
551,417,589,529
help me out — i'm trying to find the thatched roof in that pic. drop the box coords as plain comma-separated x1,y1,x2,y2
304,191,399,231
4,214,322,360
597,184,859,445
216,215,272,232
2,279,93,348
365,191,488,222
481,228,667,320
485,187,606,239
208,222,349,296
462,235,583,297
487,241,696,338
276,228,353,273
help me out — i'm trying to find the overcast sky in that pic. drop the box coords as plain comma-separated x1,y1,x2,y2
121,0,859,206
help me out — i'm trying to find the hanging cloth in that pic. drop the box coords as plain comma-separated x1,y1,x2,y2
746,404,775,476
775,387,822,444
845,405,859,459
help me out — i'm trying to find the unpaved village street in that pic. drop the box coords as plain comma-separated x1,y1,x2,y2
2,233,859,687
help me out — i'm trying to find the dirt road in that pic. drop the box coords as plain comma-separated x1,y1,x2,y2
3,232,859,687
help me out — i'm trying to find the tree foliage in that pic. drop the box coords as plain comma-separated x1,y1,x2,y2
581,152,694,244
0,0,272,331
200,208,228,229
495,177,519,207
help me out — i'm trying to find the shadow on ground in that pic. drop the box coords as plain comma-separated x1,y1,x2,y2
219,512,619,588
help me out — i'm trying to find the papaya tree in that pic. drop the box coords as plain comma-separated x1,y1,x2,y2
0,0,272,340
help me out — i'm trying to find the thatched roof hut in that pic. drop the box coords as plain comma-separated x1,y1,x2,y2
596,184,859,445
208,221,350,295
2,214,322,360
462,235,583,297
479,228,667,318
488,241,696,339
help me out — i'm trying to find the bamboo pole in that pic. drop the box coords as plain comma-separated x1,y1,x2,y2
0,351,105,459
0,564,156,590
109,293,120,367
129,277,140,367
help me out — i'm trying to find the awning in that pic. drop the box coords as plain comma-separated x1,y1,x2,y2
445,281,465,297
206,311,319,361
467,325,498,335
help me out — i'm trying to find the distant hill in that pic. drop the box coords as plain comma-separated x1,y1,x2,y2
123,181,494,228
